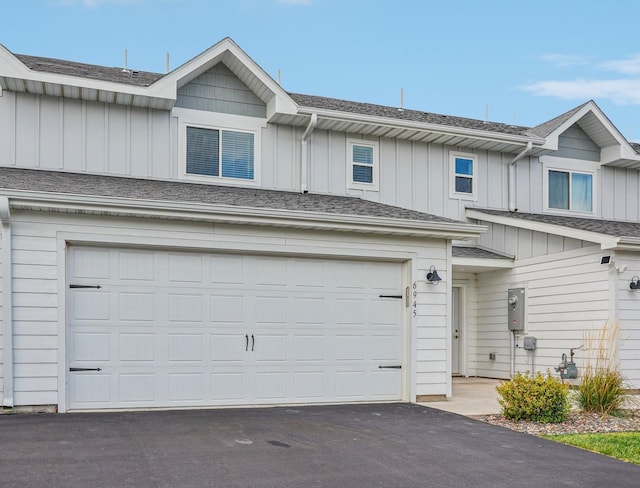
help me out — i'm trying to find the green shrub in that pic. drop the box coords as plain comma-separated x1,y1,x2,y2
576,366,625,415
497,372,570,423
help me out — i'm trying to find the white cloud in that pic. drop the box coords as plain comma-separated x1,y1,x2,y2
538,53,589,67
524,79,640,105
600,54,640,74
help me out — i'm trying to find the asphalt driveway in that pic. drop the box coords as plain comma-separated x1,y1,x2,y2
0,403,638,488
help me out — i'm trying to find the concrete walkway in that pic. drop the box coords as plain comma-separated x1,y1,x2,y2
420,377,503,416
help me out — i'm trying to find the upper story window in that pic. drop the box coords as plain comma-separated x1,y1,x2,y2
186,127,254,179
548,169,593,212
347,139,379,191
176,108,264,186
450,151,477,200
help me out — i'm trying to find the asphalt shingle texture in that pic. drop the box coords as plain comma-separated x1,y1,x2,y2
471,208,640,238
452,246,512,260
0,166,461,224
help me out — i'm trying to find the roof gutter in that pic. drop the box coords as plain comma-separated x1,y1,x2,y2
0,196,13,408
300,113,317,193
508,141,533,212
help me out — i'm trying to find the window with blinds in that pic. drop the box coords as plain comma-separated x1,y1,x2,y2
347,139,379,190
186,126,254,180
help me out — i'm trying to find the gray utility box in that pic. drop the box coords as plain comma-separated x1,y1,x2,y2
508,288,525,331
523,336,537,350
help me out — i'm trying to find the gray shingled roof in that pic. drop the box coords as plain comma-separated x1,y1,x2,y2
470,208,640,238
15,54,163,87
0,166,463,224
288,93,532,137
452,246,512,260
527,102,589,138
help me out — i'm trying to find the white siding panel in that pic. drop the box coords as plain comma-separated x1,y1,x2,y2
63,99,83,171
617,252,640,389
107,104,128,175
475,246,611,380
39,97,62,169
85,102,107,174
15,93,37,166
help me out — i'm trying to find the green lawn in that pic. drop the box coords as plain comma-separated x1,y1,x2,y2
542,432,640,465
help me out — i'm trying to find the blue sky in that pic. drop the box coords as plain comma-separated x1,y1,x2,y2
4,1,640,140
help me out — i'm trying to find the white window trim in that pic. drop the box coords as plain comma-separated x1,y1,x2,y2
175,107,265,187
346,139,379,191
542,156,598,216
449,151,478,201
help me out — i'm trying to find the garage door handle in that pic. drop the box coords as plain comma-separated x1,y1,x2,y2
70,367,102,372
378,365,401,369
245,334,249,351
251,334,255,351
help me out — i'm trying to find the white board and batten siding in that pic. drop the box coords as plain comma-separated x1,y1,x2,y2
474,245,611,379
616,252,640,389
5,210,450,410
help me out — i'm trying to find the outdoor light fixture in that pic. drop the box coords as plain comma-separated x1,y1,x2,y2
426,266,442,284
631,276,640,290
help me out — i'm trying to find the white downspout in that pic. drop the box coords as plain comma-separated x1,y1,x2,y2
0,197,13,408
508,141,533,212
300,113,318,193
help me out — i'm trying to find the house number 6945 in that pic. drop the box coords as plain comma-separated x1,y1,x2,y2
412,282,417,317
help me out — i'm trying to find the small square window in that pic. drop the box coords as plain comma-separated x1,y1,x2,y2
347,140,379,190
450,152,477,199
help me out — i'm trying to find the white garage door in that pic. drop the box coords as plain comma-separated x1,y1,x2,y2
66,246,404,410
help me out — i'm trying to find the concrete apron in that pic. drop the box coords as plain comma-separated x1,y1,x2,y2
419,377,503,416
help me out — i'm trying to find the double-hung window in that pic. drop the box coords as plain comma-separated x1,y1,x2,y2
186,126,255,180
347,139,379,190
548,169,593,212
450,152,477,199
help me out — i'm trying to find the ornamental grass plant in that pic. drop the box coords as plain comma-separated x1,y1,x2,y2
576,322,627,415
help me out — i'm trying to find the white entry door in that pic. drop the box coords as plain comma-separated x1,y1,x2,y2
451,287,462,375
66,246,405,410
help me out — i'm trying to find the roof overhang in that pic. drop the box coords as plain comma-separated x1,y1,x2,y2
528,101,640,168
466,208,640,251
271,108,546,152
0,38,298,116
1,190,486,240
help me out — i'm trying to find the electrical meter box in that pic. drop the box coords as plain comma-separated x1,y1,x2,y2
508,288,525,331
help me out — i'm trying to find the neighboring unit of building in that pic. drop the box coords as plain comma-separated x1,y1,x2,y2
0,38,638,412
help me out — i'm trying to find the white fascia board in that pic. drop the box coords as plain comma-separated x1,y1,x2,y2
297,106,545,148
452,256,514,269
4,190,486,240
466,209,620,249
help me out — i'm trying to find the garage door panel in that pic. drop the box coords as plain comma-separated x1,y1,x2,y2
119,293,155,321
294,335,325,361
255,296,288,324
119,251,155,281
119,333,155,361
168,334,204,362
119,374,155,402
168,253,203,283
72,291,111,320
210,333,245,362
255,372,288,399
210,372,245,401
168,294,203,322
68,247,404,410
254,334,287,362
169,373,204,402
210,296,244,323
294,297,325,324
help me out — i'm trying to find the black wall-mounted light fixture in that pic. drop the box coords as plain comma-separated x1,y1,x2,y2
631,276,640,290
426,266,442,284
